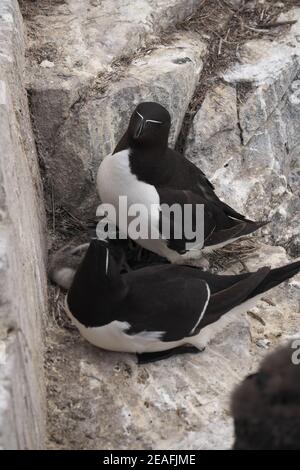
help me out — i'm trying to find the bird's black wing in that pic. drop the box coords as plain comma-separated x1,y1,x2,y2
156,187,216,254
165,148,252,224
156,187,265,253
196,267,270,332
122,273,211,342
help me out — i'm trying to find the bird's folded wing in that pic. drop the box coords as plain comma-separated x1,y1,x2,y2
198,267,271,330
125,278,211,342
167,149,248,222
157,187,216,253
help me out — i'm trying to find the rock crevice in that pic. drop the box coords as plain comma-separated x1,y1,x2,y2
0,0,48,449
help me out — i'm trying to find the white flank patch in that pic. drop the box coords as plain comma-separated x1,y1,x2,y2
64,296,186,354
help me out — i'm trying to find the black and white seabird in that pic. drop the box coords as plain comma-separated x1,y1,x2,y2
97,102,266,264
65,238,300,363
232,344,300,450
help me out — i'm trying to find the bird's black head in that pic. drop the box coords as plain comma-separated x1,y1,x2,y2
67,239,128,327
127,102,171,148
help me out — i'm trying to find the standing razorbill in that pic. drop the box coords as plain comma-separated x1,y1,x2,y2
97,102,266,264
65,238,300,363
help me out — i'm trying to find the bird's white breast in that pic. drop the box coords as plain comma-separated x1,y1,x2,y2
97,149,160,212
97,149,173,256
97,149,206,261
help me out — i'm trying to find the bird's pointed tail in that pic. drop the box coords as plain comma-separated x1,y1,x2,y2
249,259,300,299
200,260,300,329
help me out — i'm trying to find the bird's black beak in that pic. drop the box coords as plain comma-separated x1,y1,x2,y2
134,116,145,139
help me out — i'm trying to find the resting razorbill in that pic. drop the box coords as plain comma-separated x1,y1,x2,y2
97,102,266,264
65,238,300,363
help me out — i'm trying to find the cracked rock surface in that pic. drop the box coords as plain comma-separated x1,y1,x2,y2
23,0,204,216
186,8,300,257
43,32,206,216
0,0,47,449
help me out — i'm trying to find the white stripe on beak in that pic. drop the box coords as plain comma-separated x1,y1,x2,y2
146,119,163,124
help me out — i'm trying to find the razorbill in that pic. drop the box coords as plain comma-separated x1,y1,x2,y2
232,344,300,450
97,102,266,264
65,238,300,363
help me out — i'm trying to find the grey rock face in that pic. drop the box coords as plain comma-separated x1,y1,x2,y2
39,33,206,217
186,9,300,256
24,0,205,216
186,82,241,184
25,0,202,82
0,0,47,449
226,0,243,8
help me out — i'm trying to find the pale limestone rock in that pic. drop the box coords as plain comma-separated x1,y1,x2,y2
186,83,241,176
186,9,300,256
26,0,202,81
0,0,47,449
44,33,207,217
24,0,205,215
